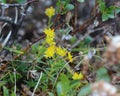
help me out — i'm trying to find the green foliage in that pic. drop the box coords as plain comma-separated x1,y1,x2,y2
3,86,9,96
70,80,81,89
84,36,93,44
96,67,110,82
31,43,46,58
78,84,91,96
3,86,16,96
16,0,26,3
56,74,70,96
25,80,38,88
98,0,120,21
0,81,6,88
56,0,85,13
11,91,16,96
0,0,118,95
1,0,6,3
77,0,85,2
3,47,24,54
56,82,66,96
65,4,74,11
48,92,55,96
98,0,106,12
56,73,82,96
1,0,26,3
56,0,74,14
16,62,29,72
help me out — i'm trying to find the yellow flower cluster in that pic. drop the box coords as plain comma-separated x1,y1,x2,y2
72,72,83,80
45,6,55,18
56,47,67,57
44,28,55,45
44,28,55,38
44,6,73,62
44,28,73,62
44,45,55,58
44,45,67,58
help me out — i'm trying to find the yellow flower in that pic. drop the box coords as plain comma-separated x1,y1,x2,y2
45,37,55,45
45,6,55,18
67,52,73,62
44,28,55,38
56,46,67,57
44,45,56,58
72,72,83,80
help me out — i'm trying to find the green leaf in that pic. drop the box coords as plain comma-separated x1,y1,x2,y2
11,91,16,96
56,74,70,96
25,80,37,88
9,73,14,83
77,0,84,2
70,80,81,89
85,36,93,44
3,86,9,96
31,44,46,56
48,92,54,96
0,81,6,88
107,9,115,19
78,84,91,96
96,67,110,82
1,0,6,3
56,82,66,96
108,13,115,18
99,0,106,12
102,13,109,21
16,0,26,3
65,4,74,11
60,73,70,91
115,7,120,14
3,47,24,54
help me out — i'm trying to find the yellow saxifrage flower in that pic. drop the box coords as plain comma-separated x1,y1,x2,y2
45,6,55,18
67,52,73,62
56,46,67,57
44,45,56,58
45,37,55,45
44,28,55,38
72,72,83,80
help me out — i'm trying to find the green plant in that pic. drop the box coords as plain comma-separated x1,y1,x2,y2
1,0,26,3
56,0,74,14
0,0,117,95
98,0,120,21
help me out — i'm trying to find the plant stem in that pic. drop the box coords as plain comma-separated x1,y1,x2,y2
32,72,43,96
